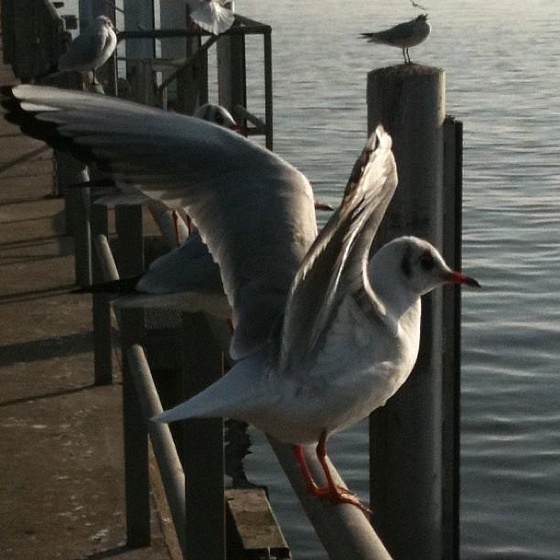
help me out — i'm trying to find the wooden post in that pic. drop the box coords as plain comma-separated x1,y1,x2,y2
367,65,447,560
180,312,225,559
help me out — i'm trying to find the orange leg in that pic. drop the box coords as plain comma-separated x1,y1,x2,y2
293,433,371,516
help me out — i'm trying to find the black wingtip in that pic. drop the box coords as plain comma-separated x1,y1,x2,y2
1,86,101,167
1,84,18,111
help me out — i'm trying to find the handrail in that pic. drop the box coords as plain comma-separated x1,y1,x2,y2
126,344,187,553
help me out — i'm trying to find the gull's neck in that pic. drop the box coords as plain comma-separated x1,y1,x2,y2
367,258,421,327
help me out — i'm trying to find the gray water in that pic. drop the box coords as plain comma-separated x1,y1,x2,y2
220,0,560,558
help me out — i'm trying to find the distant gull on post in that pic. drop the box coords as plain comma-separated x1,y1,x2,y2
186,0,235,35
2,85,480,515
360,14,431,64
56,15,117,85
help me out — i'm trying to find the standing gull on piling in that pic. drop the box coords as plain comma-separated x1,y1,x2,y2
360,14,431,64
1,85,479,514
56,15,117,85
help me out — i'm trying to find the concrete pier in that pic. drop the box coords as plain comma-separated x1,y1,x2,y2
0,24,174,560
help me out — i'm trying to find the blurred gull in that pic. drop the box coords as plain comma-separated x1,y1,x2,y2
360,14,431,64
57,15,117,85
2,85,479,513
187,0,235,35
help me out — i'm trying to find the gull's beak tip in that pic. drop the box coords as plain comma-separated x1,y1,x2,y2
447,271,481,289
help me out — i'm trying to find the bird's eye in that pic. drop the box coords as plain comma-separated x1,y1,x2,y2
419,251,435,271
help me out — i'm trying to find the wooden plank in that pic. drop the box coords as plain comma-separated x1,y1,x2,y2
225,489,291,559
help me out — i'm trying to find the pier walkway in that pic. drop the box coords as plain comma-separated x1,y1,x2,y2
0,24,174,560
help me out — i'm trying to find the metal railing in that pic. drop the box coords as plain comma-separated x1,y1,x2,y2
116,14,273,149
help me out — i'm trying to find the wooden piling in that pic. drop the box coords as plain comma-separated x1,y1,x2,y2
367,64,449,560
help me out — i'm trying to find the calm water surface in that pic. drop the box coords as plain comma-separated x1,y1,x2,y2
216,0,560,557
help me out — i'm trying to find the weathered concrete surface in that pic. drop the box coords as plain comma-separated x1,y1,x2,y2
0,23,174,560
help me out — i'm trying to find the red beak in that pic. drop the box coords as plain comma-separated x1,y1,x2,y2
445,271,481,288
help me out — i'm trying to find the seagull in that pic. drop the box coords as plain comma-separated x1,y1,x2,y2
1,84,479,513
56,15,117,85
360,14,431,64
186,0,235,35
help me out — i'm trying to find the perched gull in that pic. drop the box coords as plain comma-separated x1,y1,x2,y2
187,0,235,35
56,15,117,85
360,14,431,64
2,85,479,513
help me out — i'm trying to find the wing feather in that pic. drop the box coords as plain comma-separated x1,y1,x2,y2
2,85,317,359
279,126,398,372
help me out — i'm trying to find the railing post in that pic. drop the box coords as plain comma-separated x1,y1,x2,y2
176,5,208,114
367,64,448,560
180,312,225,560
441,117,463,560
263,26,273,150
70,171,93,287
92,217,116,386
217,14,246,124
120,306,151,547
115,203,144,278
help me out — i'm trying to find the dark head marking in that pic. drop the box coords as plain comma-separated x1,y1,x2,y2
400,245,413,278
418,249,435,271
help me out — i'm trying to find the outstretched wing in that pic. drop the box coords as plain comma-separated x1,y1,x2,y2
187,0,235,35
279,126,398,372
3,85,317,359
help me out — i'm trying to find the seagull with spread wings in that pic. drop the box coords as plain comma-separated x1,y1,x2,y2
2,85,479,513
